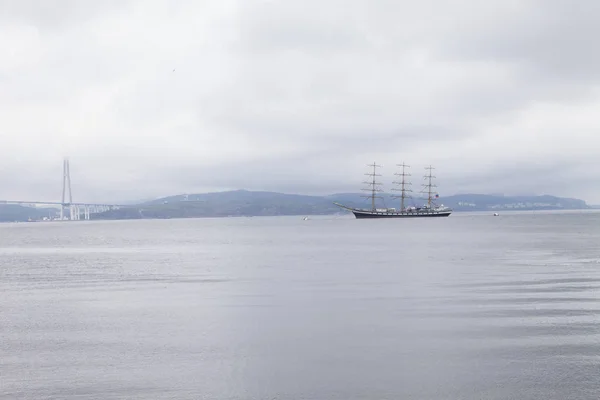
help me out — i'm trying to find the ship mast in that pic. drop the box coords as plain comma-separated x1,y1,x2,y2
422,165,437,207
361,162,383,211
391,162,412,211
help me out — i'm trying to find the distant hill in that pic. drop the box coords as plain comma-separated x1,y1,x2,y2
439,193,588,211
0,205,57,222
94,190,346,220
91,190,591,220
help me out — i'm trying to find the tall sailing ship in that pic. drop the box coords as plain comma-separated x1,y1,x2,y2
334,162,452,219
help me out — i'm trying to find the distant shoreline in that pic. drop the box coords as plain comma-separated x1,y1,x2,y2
3,208,600,225
0,190,592,222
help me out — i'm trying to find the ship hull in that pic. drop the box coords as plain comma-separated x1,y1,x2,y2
333,202,452,219
351,210,451,219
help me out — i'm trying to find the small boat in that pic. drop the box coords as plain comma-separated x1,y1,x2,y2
334,162,452,219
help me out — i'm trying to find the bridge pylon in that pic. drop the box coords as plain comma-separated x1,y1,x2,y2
60,158,74,220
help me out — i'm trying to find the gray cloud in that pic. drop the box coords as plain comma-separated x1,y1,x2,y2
2,0,600,204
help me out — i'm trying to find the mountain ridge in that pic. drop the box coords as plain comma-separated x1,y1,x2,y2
91,190,591,220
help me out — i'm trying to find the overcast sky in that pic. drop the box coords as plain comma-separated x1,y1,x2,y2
2,0,600,203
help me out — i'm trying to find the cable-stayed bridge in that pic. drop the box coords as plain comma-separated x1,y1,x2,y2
0,159,126,221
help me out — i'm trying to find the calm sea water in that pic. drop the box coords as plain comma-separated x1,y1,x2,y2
2,211,600,399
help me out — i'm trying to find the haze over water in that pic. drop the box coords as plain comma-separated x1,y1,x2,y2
2,212,600,399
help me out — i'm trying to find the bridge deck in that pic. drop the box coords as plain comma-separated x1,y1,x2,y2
0,200,128,207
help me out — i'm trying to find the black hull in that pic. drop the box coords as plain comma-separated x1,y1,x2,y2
352,210,451,219
333,203,452,219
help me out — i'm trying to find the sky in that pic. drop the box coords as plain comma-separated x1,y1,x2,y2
2,0,600,203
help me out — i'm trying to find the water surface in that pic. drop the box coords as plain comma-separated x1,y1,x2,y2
2,211,600,399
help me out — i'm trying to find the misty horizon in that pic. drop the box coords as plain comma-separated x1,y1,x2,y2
121,188,594,207
4,167,596,206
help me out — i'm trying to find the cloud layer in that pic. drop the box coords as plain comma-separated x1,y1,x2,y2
2,0,600,203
